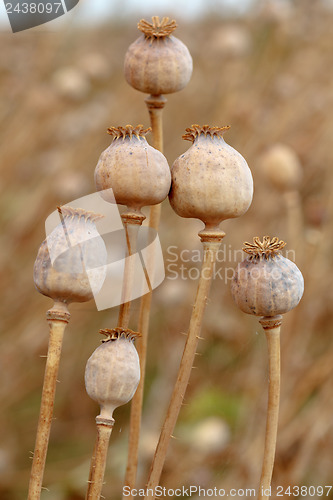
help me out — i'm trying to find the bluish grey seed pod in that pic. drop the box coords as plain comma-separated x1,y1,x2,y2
231,236,304,317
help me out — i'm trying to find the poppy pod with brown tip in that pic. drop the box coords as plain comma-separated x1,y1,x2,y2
169,125,253,230
33,206,107,304
85,328,141,421
30,207,107,500
124,16,193,96
94,125,171,213
231,236,304,317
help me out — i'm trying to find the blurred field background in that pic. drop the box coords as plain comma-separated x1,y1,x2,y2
1,0,333,498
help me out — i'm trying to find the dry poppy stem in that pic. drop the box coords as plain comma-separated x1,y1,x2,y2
28,301,70,500
145,94,166,152
144,229,225,498
258,315,282,500
85,417,115,500
118,211,146,329
86,212,144,499
123,94,167,498
85,329,140,500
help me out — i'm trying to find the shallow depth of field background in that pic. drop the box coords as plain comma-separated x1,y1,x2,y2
1,1,333,498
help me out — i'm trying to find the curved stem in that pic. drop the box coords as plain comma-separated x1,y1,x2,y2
144,230,225,498
123,95,166,498
28,302,70,500
258,316,282,500
85,418,114,500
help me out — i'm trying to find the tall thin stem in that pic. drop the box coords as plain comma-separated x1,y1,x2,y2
28,301,70,500
145,94,166,152
123,94,166,498
85,417,114,500
258,315,282,500
144,229,225,498
118,212,145,329
86,211,144,497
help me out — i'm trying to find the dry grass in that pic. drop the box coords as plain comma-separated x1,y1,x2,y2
1,3,333,498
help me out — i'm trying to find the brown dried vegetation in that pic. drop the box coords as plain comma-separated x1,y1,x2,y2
1,2,333,498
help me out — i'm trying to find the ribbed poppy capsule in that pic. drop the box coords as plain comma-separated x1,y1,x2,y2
94,125,171,213
169,125,253,230
124,16,193,96
33,206,107,304
231,236,304,317
85,328,141,420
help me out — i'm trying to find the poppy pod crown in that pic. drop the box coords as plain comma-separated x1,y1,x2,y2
124,16,193,95
231,236,304,317
169,125,254,230
94,125,171,213
85,328,141,420
33,206,107,304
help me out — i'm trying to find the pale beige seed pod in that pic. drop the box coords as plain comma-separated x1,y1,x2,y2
124,16,193,95
231,236,304,317
94,125,171,213
34,206,107,303
169,125,253,230
85,328,141,420
260,143,303,192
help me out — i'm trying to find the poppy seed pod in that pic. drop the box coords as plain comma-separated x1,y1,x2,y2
124,16,193,95
231,236,304,317
85,328,141,420
34,206,107,303
260,143,303,192
94,125,171,213
169,125,253,230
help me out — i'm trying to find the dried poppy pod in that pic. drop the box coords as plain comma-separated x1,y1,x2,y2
143,125,253,494
85,328,141,421
124,16,193,96
94,125,171,214
30,207,107,500
169,125,253,231
85,328,141,499
34,206,107,304
231,236,304,317
260,143,303,192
